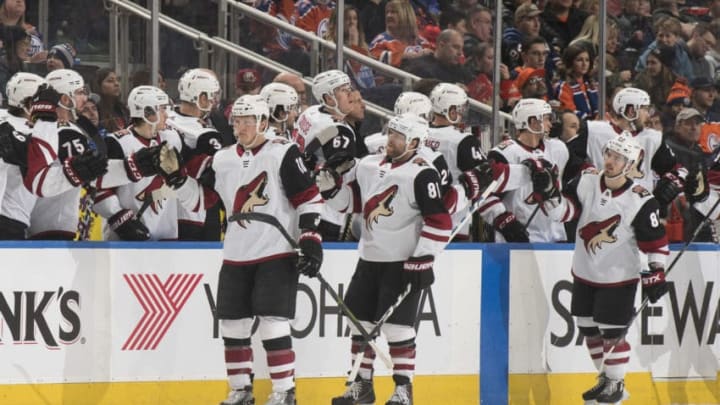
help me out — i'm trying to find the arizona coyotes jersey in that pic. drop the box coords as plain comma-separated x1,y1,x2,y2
327,153,452,262
175,138,322,263
562,173,668,285
586,121,678,191
97,128,184,240
166,110,224,227
294,104,356,164
483,138,569,242
0,115,36,226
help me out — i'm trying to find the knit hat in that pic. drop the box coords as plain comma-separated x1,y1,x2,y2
47,43,77,68
650,45,675,70
514,67,545,90
666,81,691,106
236,68,261,91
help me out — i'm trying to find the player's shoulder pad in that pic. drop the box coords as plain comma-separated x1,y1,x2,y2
495,138,515,151
271,137,291,145
110,128,132,139
412,156,430,166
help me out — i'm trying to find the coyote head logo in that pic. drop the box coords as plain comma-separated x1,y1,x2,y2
578,214,621,255
363,185,398,230
232,172,269,228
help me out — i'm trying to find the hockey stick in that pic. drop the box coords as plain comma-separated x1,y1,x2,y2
599,194,720,374
347,179,500,382
524,204,541,229
226,211,394,369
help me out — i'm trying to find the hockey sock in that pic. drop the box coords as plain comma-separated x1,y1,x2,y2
602,338,630,380
585,335,603,371
224,337,253,389
388,338,416,382
263,336,295,393
351,335,376,380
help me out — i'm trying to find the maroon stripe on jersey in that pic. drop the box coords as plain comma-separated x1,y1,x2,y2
178,219,205,226
95,189,115,203
424,213,452,231
638,238,669,254
226,346,252,362
571,272,638,287
420,230,449,242
185,154,213,178
492,162,510,193
34,166,50,197
479,198,501,213
591,353,603,359
442,187,458,214
289,185,320,208
201,188,221,212
31,137,57,161
223,252,296,266
563,197,580,222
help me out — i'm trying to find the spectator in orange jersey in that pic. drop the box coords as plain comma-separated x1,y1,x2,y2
369,0,432,68
553,44,598,120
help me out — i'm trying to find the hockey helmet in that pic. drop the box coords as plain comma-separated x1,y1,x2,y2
6,72,45,109
612,87,650,121
512,98,552,134
430,83,468,124
45,69,85,100
603,132,643,175
394,91,433,120
311,69,351,106
178,68,221,111
386,113,429,149
260,82,299,122
127,85,170,128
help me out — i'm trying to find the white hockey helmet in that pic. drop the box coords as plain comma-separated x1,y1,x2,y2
603,132,643,176
312,69,351,105
394,91,432,120
45,69,85,100
260,82,299,122
512,98,552,134
430,83,468,124
386,113,429,150
612,87,650,121
127,85,170,131
6,72,44,110
178,68,221,112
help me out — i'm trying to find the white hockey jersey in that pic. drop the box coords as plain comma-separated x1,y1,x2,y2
481,138,569,242
0,115,36,226
586,121,677,191
166,110,225,227
175,138,323,263
96,128,183,240
548,172,668,285
294,104,355,165
327,152,452,262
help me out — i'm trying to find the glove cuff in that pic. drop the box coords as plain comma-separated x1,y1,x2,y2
30,100,57,122
109,209,134,231
403,255,434,271
494,212,516,229
124,154,144,182
62,157,83,186
299,230,322,244
641,268,666,286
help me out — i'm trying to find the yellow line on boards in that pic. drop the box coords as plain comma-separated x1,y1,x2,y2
509,373,720,404
0,375,478,405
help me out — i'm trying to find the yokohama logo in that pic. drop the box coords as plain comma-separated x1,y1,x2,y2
122,273,203,350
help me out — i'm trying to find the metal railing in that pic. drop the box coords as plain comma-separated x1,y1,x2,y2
222,0,512,132
105,0,392,120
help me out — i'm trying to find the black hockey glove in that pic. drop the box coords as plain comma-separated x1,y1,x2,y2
684,168,709,204
402,255,435,293
459,161,495,202
62,151,108,186
325,151,356,175
316,167,342,200
297,230,323,277
653,172,684,206
522,158,559,203
125,143,164,182
641,266,668,304
493,211,529,242
157,143,186,188
0,124,14,162
109,209,150,241
30,84,60,122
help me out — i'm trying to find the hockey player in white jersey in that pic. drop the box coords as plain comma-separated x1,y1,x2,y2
542,135,669,404
260,82,300,141
94,86,183,240
157,96,323,405
583,88,685,213
166,68,226,240
295,69,357,240
364,91,432,156
24,69,161,239
0,72,44,239
479,98,570,242
319,113,452,405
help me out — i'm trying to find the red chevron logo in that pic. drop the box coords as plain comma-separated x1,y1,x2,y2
122,273,203,351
